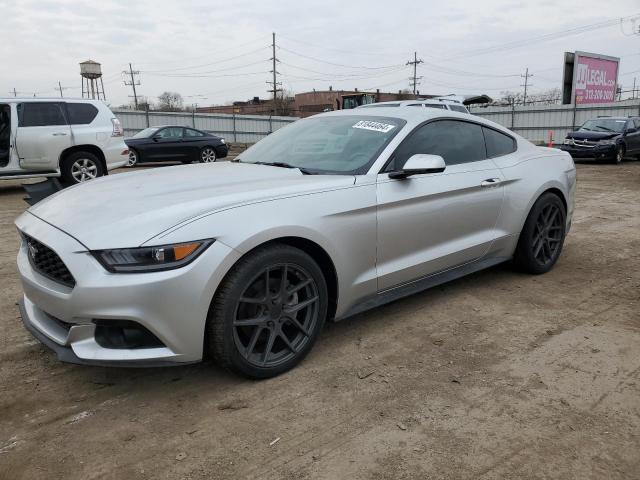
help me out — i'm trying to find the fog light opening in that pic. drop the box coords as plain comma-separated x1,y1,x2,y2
93,320,165,349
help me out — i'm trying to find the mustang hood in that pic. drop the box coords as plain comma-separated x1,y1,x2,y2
26,163,355,249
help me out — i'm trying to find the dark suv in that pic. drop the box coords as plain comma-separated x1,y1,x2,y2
560,116,640,164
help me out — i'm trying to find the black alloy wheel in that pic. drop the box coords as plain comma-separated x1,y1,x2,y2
514,192,566,274
233,264,319,368
208,244,328,378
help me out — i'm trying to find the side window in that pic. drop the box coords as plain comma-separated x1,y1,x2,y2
157,127,183,139
184,128,204,137
483,127,516,158
424,104,447,109
66,103,98,125
388,120,487,171
18,102,67,127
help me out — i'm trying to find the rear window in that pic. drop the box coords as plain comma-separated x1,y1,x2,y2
449,105,469,113
66,103,99,124
483,127,516,157
423,104,447,110
18,102,67,127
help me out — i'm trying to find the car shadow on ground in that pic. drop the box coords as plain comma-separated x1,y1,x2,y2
36,261,518,395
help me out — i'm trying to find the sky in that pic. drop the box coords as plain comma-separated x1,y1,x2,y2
1,0,639,108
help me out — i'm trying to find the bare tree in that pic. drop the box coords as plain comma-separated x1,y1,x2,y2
157,92,184,112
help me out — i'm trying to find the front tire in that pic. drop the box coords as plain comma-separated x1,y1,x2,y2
127,148,138,167
207,244,328,379
615,145,625,164
513,192,566,274
61,151,104,184
200,146,217,163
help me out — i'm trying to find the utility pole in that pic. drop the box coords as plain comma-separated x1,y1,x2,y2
406,52,424,96
267,32,282,115
123,63,141,109
521,67,533,106
633,77,637,100
58,81,64,98
12,88,17,97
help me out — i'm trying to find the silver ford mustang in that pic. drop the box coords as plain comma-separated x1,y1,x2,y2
15,107,576,378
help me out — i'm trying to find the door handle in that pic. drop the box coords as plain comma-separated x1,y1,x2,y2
480,178,501,187
52,132,68,136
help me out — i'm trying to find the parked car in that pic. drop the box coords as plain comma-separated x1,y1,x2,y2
358,98,469,113
16,106,575,378
0,98,128,183
560,116,640,164
125,126,228,166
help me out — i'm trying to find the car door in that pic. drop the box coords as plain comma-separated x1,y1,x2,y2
145,126,185,160
628,119,640,154
15,102,72,170
376,119,505,290
182,127,207,161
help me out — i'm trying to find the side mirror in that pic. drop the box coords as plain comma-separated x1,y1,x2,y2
152,134,162,141
389,154,446,179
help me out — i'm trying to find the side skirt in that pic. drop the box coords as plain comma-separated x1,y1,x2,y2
336,256,510,321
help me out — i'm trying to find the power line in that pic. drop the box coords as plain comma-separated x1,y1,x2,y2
142,60,268,77
141,47,269,74
277,45,402,70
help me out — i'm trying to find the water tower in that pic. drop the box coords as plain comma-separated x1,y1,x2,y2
80,60,106,100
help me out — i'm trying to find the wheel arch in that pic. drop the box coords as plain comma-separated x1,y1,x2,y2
59,144,107,174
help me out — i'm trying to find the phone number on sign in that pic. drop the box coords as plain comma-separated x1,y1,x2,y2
577,89,616,102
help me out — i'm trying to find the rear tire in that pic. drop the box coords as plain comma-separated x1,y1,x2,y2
513,192,566,275
207,244,328,379
60,151,104,184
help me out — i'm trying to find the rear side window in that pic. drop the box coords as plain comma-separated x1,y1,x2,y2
449,105,468,113
18,102,67,127
184,128,205,137
66,103,98,125
389,119,487,170
483,127,516,157
424,104,447,109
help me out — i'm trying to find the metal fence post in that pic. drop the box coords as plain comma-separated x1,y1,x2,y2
145,104,150,127
269,114,273,134
510,101,515,129
192,110,196,128
233,113,237,143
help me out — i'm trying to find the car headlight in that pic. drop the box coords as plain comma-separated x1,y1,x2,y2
93,240,213,273
598,139,617,145
220,138,225,144
563,139,572,145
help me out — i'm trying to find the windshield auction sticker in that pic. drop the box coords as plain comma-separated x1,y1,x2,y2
352,121,396,133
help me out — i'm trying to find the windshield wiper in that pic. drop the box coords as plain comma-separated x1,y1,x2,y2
252,161,314,175
594,126,615,132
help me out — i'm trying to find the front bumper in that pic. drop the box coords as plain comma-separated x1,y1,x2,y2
216,144,229,159
15,212,241,367
559,143,616,159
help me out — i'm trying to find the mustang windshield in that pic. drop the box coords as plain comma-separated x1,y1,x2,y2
579,119,626,133
238,116,405,174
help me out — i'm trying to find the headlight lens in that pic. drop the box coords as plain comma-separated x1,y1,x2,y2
563,138,572,145
93,240,213,273
598,138,616,145
220,138,226,144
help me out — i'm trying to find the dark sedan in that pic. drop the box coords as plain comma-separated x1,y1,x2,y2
125,126,228,166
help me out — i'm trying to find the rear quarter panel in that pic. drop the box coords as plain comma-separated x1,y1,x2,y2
492,145,576,240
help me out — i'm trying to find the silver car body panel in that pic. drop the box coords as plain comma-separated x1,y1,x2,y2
15,107,576,365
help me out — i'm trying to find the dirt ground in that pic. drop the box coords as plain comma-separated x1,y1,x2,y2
0,160,639,480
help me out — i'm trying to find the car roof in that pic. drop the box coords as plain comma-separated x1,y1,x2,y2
0,97,104,104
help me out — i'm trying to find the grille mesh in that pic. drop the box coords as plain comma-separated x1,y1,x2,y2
24,235,76,288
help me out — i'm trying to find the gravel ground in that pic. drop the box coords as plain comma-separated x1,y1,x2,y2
0,160,638,480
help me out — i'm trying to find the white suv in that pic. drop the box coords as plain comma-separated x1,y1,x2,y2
0,98,129,184
358,98,470,113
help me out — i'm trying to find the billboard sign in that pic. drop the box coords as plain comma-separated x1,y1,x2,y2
562,51,620,105
573,53,619,104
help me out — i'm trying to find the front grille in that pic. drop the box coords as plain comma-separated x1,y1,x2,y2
23,234,76,288
567,138,598,148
